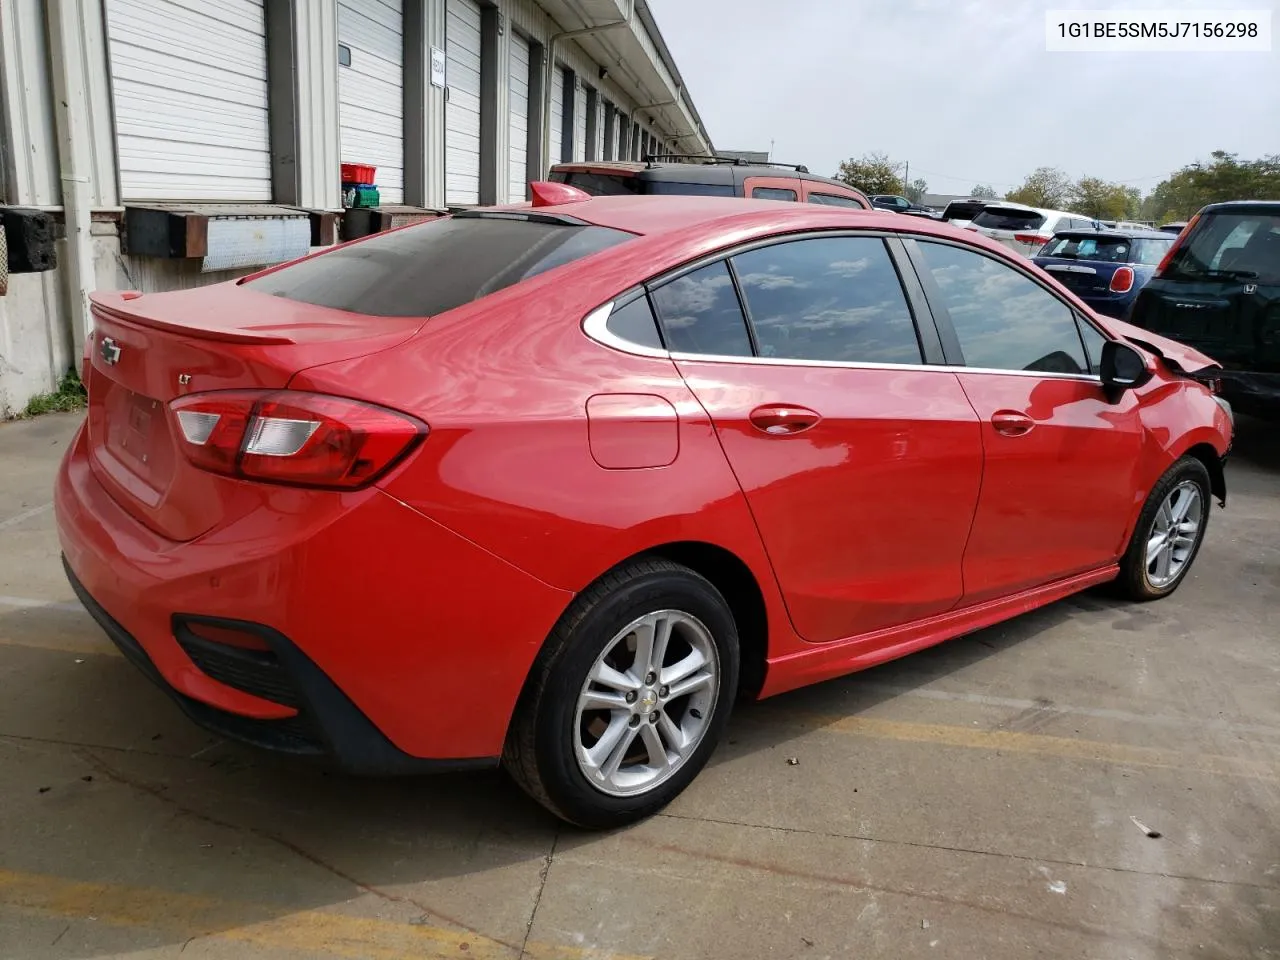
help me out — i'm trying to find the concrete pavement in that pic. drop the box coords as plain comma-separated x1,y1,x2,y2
1,411,1277,959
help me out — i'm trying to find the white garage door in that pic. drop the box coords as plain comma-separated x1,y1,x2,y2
594,99,605,161
338,0,404,205
445,0,482,205
573,82,587,161
549,65,564,167
507,32,530,202
105,0,270,200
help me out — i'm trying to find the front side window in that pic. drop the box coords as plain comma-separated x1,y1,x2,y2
752,186,799,202
649,260,753,357
731,237,922,364
916,241,1089,375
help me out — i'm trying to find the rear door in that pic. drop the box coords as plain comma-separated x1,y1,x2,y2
906,237,1144,604
649,234,983,644
741,175,803,202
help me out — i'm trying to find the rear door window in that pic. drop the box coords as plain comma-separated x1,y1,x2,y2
245,214,635,317
649,260,754,357
807,192,866,208
970,208,1047,231
731,236,922,364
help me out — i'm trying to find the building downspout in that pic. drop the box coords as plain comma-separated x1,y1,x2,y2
45,0,96,348
540,0,636,177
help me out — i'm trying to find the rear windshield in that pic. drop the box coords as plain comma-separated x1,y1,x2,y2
942,201,988,221
970,208,1047,231
1163,212,1280,283
245,214,635,317
1039,234,1173,265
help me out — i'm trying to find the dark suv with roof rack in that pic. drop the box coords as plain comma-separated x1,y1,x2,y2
548,155,871,209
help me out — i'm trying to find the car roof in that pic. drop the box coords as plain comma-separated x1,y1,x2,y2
550,159,859,191
1198,200,1280,214
1049,228,1172,241
504,194,1017,253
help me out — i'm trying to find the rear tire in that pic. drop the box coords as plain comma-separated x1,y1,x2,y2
504,559,739,828
1114,456,1211,601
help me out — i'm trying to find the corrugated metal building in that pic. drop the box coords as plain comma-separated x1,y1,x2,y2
0,0,713,415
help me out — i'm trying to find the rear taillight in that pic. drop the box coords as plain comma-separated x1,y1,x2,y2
1109,266,1135,293
170,390,426,489
1014,233,1044,247
1155,213,1199,276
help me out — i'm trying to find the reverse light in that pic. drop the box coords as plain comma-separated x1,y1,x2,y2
1109,266,1135,294
169,391,427,489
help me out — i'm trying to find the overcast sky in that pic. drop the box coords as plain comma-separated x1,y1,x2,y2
644,0,1280,196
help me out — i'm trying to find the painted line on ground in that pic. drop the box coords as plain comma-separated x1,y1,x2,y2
0,503,51,532
0,633,118,657
0,596,85,614
766,711,1280,783
855,681,1280,740
0,866,647,960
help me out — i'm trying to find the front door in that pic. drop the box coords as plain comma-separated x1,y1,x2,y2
907,238,1144,605
647,235,984,644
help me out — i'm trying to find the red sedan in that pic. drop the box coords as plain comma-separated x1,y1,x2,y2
56,184,1233,827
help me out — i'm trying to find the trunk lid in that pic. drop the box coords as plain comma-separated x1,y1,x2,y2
85,284,425,541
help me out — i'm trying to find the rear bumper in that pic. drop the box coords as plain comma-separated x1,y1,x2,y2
55,423,573,768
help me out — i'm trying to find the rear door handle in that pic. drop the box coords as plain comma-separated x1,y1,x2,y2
749,404,821,436
991,410,1035,437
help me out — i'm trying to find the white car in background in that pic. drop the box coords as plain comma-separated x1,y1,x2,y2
939,198,993,229
966,203,1096,257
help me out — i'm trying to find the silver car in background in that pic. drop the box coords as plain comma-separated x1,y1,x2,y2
967,203,1096,257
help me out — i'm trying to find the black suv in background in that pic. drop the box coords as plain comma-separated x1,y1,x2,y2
548,156,871,208
1127,200,1280,418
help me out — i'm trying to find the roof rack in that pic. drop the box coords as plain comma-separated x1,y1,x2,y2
642,153,810,174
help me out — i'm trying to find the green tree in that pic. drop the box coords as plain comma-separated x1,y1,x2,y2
970,184,998,199
834,152,902,196
1141,151,1280,222
1070,176,1132,220
1005,167,1073,208
904,178,929,204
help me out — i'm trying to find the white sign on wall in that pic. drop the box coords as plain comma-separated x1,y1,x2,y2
430,46,446,88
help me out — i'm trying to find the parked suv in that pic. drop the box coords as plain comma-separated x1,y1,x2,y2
1128,200,1280,418
1033,228,1175,318
968,203,1096,257
549,155,871,208
869,194,939,218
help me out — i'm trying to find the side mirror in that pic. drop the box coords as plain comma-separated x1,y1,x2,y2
1100,340,1153,400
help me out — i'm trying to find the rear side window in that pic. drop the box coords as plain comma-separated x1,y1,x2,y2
605,295,664,350
753,187,798,202
649,261,753,357
245,215,634,317
970,208,1047,231
732,237,922,364
808,193,866,208
646,181,736,197
1163,213,1280,283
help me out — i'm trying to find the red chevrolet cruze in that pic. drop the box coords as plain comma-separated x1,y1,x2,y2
56,185,1233,827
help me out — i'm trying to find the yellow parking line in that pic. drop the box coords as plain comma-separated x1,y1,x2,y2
773,712,1280,782
0,866,647,960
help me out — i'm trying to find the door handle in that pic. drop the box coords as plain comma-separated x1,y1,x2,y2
991,410,1035,437
749,404,821,436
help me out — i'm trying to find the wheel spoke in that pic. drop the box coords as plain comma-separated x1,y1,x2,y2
639,723,670,770
629,621,655,680
1154,500,1173,533
600,724,639,782
581,689,629,712
661,648,707,687
583,715,631,778
590,660,638,693
1154,542,1173,581
656,710,687,754
1146,531,1166,559
667,669,714,701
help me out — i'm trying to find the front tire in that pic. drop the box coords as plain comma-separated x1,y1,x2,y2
504,559,740,828
1115,456,1212,601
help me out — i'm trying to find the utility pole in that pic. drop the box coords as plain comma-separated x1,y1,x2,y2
903,160,909,195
